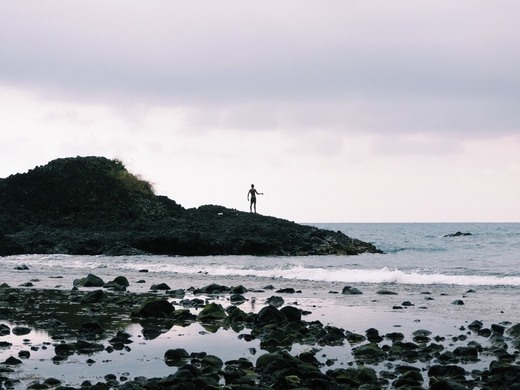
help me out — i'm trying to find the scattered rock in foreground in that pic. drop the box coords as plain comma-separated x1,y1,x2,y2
1,284,520,389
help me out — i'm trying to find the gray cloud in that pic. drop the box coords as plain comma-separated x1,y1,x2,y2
1,0,519,138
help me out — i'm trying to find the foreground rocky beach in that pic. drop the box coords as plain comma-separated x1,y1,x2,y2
1,271,519,390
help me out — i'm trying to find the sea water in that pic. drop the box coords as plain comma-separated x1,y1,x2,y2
1,223,519,387
4,223,520,286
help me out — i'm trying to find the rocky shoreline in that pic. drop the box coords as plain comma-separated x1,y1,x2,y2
1,275,519,389
0,157,382,257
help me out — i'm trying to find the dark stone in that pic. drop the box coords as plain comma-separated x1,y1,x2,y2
430,379,469,390
164,348,190,365
365,328,383,343
179,298,205,308
44,378,61,386
109,330,132,345
451,299,465,305
78,320,105,335
102,281,126,291
255,305,286,325
345,331,366,344
18,350,30,359
168,289,186,298
230,294,247,304
320,326,346,346
0,324,10,335
428,365,466,379
55,343,75,356
193,283,230,294
353,344,387,363
265,295,284,308
385,332,405,342
376,289,398,295
256,351,296,370
3,356,22,365
73,274,105,288
280,306,302,322
482,365,520,388
506,323,520,338
341,286,363,295
443,231,472,237
412,329,432,342
12,326,31,336
275,287,296,294
135,299,174,318
468,320,483,331
393,369,424,388
81,289,108,304
196,303,227,322
0,157,382,257
111,276,129,286
226,306,249,322
141,327,162,340
74,340,104,354
492,323,506,334
453,346,479,360
150,283,171,291
230,285,248,294
201,355,223,371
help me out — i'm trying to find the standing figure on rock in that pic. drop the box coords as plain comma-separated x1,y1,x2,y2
247,184,263,213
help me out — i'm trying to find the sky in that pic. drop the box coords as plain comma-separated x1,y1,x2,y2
1,1,519,223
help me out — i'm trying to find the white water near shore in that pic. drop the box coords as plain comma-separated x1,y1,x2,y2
1,223,519,388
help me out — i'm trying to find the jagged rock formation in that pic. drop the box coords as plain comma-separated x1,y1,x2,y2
0,156,382,256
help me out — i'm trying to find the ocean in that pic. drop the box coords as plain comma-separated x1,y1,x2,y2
1,222,519,387
4,222,520,287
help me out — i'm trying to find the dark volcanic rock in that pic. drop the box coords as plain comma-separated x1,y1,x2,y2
73,274,105,288
255,305,287,325
134,298,175,318
0,156,382,257
280,306,302,322
196,303,227,322
342,286,363,295
80,289,108,304
444,231,472,237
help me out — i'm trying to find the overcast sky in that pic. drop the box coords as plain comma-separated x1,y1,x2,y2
1,1,519,222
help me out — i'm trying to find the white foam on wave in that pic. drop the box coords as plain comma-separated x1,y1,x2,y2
128,262,520,287
5,254,520,287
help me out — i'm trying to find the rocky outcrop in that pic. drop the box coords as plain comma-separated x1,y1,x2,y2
443,231,472,237
0,156,382,256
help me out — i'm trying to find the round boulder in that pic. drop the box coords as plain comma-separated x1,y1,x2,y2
73,274,105,288
280,306,302,322
342,286,363,295
255,305,287,325
136,299,175,318
196,303,227,322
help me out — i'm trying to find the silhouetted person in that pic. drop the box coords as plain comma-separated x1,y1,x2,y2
247,184,263,213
